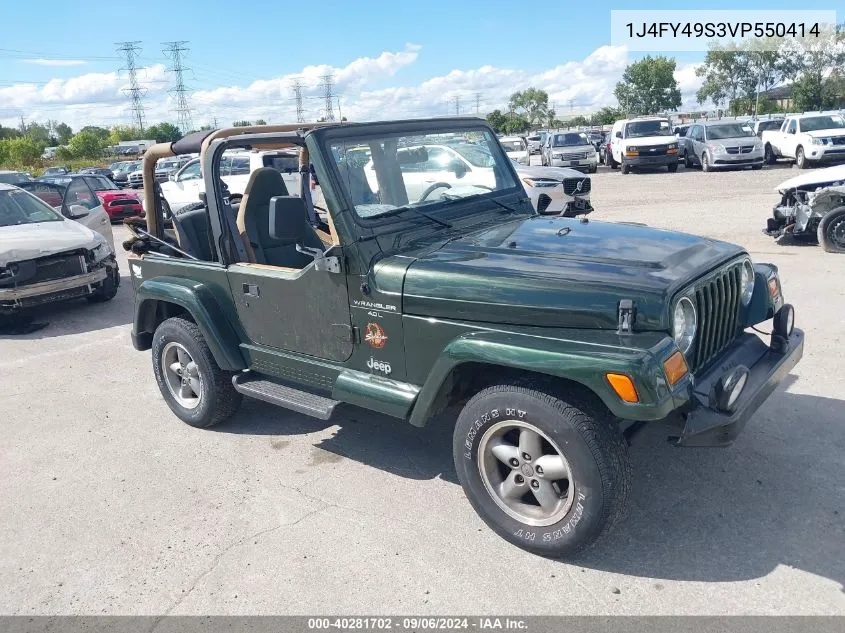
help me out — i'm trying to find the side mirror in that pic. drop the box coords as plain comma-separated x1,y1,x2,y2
615,131,622,138
449,159,468,179
67,204,89,219
169,174,176,182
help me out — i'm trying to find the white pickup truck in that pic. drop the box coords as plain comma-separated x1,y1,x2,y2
158,150,302,216
761,113,845,169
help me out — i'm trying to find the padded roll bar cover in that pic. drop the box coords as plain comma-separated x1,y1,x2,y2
171,130,216,156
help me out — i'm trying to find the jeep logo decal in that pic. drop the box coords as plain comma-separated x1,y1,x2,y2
367,357,392,375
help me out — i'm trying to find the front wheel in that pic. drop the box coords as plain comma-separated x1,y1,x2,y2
453,382,631,557
152,317,242,428
818,206,845,253
621,161,630,174
667,162,678,173
86,257,120,303
796,146,809,169
701,152,711,172
589,164,597,174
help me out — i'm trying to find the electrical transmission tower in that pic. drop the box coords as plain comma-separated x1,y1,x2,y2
116,41,146,132
319,73,335,121
163,41,194,133
453,95,461,115
474,93,482,114
291,78,305,123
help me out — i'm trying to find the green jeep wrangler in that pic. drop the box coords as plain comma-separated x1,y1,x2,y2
127,119,803,556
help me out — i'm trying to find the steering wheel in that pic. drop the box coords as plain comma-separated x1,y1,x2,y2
418,182,453,202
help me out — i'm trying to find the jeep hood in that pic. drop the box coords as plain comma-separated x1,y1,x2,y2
0,218,99,267
776,164,845,192
399,216,743,330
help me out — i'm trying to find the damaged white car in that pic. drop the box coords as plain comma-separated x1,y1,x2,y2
512,161,592,216
765,164,845,253
0,184,120,317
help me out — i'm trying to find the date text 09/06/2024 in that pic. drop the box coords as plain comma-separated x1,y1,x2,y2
626,22,820,39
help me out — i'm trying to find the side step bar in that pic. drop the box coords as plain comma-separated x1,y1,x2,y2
232,373,340,420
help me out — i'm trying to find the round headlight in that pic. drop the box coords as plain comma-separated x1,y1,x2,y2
740,259,755,305
673,297,697,355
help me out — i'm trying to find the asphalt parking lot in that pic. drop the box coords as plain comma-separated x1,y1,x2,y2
1,160,844,615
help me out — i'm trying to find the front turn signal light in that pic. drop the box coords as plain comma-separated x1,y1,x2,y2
664,351,689,386
606,373,639,403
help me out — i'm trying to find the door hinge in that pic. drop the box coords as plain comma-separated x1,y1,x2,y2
617,299,635,334
332,324,358,344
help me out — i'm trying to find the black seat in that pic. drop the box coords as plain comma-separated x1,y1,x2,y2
259,195,324,268
171,205,214,261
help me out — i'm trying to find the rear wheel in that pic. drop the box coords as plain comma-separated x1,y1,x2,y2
818,206,845,253
764,144,776,164
453,382,630,557
152,317,242,428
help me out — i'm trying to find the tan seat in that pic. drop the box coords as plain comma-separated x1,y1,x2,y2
236,168,324,268
237,168,290,263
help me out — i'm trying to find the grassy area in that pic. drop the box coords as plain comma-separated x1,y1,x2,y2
0,158,117,177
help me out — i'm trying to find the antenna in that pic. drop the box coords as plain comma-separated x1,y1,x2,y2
116,41,146,132
162,41,194,134
291,77,305,123
319,73,335,121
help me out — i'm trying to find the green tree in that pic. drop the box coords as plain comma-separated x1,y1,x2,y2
0,136,44,165
486,109,508,133
696,42,784,115
54,122,73,145
67,129,107,159
109,125,143,145
0,125,21,140
146,122,183,143
508,88,551,127
615,55,682,116
24,123,52,146
780,24,845,111
594,106,625,125
78,126,110,144
233,120,251,127
566,115,590,128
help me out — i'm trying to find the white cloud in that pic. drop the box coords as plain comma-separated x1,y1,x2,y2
21,58,88,67
1,44,711,130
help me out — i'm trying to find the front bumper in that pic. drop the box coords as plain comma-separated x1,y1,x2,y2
0,268,108,311
549,156,597,170
712,153,764,167
676,328,804,447
807,146,845,162
624,153,677,167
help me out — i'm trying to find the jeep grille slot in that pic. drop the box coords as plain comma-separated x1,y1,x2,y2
690,264,742,371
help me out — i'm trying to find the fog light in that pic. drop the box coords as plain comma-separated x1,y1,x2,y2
773,304,795,337
715,366,750,413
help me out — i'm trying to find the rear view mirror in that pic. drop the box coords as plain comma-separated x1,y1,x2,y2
67,204,89,219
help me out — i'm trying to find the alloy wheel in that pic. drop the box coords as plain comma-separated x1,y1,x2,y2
477,420,575,527
161,342,203,409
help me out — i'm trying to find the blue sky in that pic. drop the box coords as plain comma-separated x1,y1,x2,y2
0,0,838,129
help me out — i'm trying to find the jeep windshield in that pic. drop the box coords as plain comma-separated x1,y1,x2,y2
328,126,520,219
801,115,845,132
625,120,671,138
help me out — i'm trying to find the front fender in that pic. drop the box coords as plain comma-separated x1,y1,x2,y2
408,328,689,426
133,276,245,370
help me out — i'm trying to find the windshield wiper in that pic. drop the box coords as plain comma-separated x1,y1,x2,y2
399,205,452,228
441,192,524,215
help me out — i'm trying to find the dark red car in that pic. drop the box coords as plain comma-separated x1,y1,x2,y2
35,174,144,221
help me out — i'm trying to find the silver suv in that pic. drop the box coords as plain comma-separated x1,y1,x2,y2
541,132,598,173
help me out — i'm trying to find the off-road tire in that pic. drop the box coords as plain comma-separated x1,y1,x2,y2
453,382,631,557
667,162,678,173
796,146,808,169
764,144,776,164
152,317,242,428
621,161,630,174
701,152,711,172
86,257,120,303
818,206,845,253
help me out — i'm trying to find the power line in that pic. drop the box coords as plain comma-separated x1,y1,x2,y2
291,77,305,123
319,73,335,121
162,41,194,133
116,41,146,132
